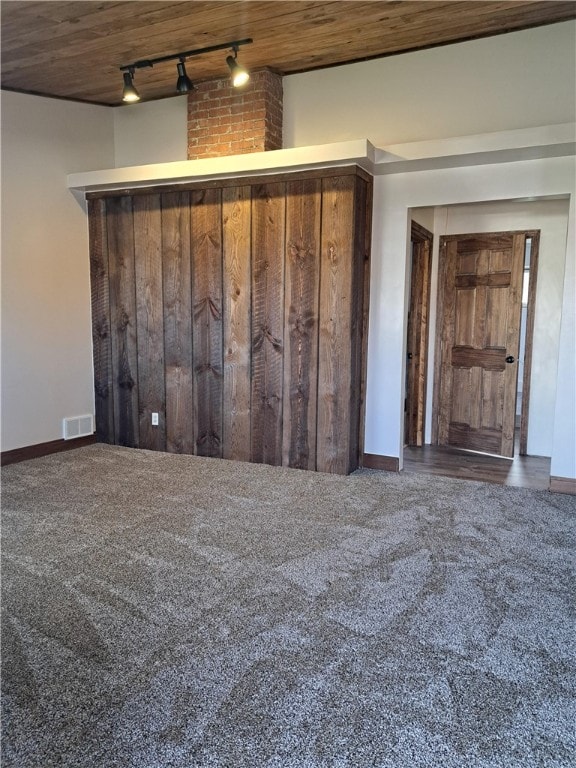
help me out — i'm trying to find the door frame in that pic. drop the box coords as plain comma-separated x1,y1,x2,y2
519,231,539,456
431,229,540,456
405,220,433,446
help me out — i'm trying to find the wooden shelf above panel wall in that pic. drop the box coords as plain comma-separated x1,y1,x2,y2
68,140,377,194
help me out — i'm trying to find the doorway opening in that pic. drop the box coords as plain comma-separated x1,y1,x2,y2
401,196,571,488
518,234,539,456
403,227,546,487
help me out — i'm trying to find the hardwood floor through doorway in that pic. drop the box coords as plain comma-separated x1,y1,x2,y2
402,437,550,491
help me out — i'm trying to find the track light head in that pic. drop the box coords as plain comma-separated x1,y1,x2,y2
176,60,194,94
226,49,250,87
122,70,140,103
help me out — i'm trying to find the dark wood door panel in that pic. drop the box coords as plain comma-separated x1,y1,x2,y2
448,424,503,455
451,346,507,370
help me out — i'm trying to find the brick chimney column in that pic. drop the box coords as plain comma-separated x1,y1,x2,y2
187,69,283,160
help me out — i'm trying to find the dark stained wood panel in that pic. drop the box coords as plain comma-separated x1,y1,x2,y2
348,175,369,472
88,168,371,474
222,185,252,461
283,178,321,470
2,2,574,105
317,175,356,474
191,187,223,458
88,198,114,443
358,178,373,462
107,196,139,447
133,194,166,451
251,182,286,466
161,191,194,454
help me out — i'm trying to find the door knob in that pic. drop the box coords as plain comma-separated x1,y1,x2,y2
505,355,515,364
407,352,413,360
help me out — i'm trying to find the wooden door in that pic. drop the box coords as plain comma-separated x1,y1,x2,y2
434,232,525,458
405,221,433,446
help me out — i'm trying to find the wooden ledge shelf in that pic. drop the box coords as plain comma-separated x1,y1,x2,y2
68,140,377,194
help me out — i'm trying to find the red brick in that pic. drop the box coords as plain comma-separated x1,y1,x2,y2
187,69,282,159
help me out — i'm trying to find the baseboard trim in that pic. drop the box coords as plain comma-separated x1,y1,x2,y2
549,476,576,496
362,453,400,472
1,435,97,466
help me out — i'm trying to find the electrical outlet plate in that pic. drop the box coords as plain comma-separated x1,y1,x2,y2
151,412,159,426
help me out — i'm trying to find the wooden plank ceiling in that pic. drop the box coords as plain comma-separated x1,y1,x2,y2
2,1,575,106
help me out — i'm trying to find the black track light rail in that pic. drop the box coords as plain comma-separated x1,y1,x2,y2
120,38,252,73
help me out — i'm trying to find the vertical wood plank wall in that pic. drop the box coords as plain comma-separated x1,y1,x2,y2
162,192,194,455
88,167,372,474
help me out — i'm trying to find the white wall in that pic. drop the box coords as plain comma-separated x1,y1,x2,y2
419,199,570,457
551,193,576,480
410,207,435,233
113,95,188,167
1,91,114,451
365,157,575,478
283,21,576,148
109,23,576,161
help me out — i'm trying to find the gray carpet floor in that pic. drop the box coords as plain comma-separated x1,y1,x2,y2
1,444,575,768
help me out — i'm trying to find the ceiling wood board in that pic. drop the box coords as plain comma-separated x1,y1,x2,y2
2,1,575,106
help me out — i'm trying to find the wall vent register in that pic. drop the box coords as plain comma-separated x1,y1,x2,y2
63,414,94,441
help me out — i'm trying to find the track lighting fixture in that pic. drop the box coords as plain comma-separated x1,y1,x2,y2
226,47,250,88
121,69,140,103
176,59,194,94
120,38,252,103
